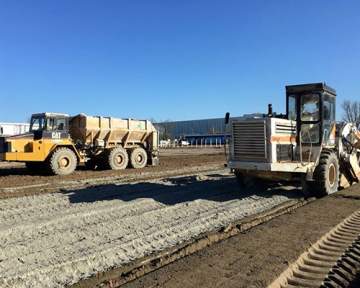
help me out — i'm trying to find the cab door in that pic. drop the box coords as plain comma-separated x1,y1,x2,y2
299,93,321,146
322,94,336,147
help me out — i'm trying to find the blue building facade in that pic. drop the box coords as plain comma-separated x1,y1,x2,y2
155,118,228,145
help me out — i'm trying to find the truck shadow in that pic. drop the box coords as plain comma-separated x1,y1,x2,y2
63,174,303,205
0,165,114,177
0,166,30,176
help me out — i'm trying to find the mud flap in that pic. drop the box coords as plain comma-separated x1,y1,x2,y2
150,156,159,166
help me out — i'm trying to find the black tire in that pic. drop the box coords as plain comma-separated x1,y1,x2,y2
108,147,129,170
313,151,339,196
48,147,77,175
129,147,148,169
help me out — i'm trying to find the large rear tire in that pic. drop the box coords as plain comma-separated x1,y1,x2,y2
108,147,129,170
129,147,148,169
48,147,77,176
313,151,339,196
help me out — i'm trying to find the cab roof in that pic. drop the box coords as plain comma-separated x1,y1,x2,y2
286,83,336,96
31,112,70,118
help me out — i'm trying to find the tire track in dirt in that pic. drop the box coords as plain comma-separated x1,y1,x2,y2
0,170,302,288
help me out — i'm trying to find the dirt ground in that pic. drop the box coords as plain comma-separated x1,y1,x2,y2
0,170,302,288
0,149,225,194
2,148,360,288
123,185,360,288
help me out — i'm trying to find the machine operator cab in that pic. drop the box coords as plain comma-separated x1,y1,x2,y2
286,83,336,150
30,113,70,140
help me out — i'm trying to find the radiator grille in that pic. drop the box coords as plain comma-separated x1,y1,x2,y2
232,120,267,162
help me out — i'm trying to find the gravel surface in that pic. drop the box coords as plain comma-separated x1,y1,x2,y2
0,170,300,288
123,185,360,288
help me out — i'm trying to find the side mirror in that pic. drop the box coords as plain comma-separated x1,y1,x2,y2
225,112,230,125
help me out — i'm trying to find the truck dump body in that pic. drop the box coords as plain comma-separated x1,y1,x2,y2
69,114,158,150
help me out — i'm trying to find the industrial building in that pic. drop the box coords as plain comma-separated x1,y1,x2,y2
155,118,226,145
155,114,263,146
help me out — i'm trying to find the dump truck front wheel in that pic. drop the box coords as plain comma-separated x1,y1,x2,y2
314,151,339,196
129,147,148,169
108,147,129,170
48,147,77,176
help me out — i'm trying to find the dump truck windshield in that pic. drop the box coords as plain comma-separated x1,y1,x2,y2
30,116,46,131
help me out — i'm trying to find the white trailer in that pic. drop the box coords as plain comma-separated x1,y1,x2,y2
0,123,30,136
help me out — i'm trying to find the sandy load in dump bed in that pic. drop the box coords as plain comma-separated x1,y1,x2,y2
0,170,300,288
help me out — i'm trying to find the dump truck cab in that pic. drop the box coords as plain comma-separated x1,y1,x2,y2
30,112,70,140
0,112,79,174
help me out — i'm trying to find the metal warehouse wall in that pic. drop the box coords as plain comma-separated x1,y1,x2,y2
155,118,225,139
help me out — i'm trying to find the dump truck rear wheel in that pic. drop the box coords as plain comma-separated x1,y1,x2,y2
108,147,129,170
313,151,339,196
129,147,148,169
48,147,77,176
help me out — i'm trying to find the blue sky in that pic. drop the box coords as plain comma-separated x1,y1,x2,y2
0,0,359,122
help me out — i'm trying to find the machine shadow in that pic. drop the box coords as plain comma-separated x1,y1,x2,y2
63,173,303,205
0,166,32,177
0,164,98,177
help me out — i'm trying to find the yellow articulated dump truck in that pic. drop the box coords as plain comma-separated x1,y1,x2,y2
0,112,159,175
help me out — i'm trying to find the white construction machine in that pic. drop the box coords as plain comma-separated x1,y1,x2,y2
225,83,360,196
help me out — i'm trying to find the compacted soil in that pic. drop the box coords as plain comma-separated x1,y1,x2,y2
1,148,359,288
123,185,360,288
0,170,301,288
0,149,225,198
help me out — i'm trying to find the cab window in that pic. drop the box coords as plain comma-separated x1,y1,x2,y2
301,94,320,121
301,123,320,143
47,118,67,131
323,94,335,121
30,117,46,131
288,95,297,121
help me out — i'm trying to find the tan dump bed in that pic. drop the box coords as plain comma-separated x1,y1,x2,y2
69,114,158,148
